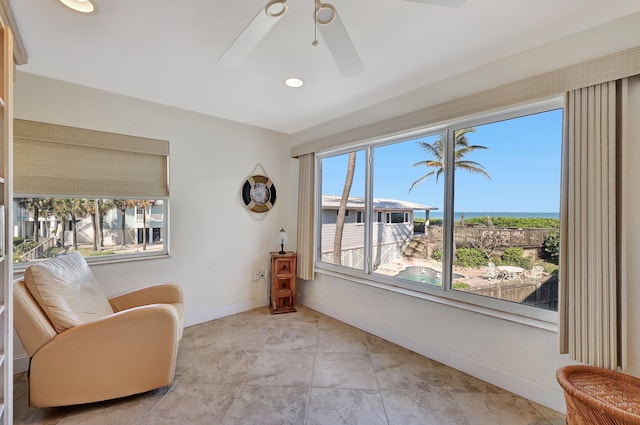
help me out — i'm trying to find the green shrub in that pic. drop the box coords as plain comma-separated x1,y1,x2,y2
429,218,443,226
501,247,532,269
543,231,560,264
431,246,442,261
454,248,486,267
453,282,470,290
463,216,559,229
15,240,38,255
13,237,24,246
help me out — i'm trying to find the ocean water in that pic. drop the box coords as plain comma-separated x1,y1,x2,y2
415,211,559,221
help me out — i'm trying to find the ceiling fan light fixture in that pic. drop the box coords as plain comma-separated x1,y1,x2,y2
58,0,95,13
314,2,336,25
285,77,304,88
265,0,288,18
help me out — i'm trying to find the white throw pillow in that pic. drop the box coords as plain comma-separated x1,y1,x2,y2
24,252,114,333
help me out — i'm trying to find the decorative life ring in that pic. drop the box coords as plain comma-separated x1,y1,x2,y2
242,175,277,213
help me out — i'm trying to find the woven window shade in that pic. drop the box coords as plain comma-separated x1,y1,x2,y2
559,81,619,369
14,119,169,198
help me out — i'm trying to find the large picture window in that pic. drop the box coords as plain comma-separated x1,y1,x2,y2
317,101,562,318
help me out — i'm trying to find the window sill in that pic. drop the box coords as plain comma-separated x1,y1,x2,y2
314,267,559,332
13,252,171,276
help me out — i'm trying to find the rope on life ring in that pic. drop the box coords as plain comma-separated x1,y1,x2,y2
241,174,277,213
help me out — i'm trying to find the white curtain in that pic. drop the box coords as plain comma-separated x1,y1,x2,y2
559,81,619,369
296,153,315,280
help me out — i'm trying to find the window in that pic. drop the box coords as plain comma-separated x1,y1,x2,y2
317,101,562,318
13,197,167,264
13,119,170,265
386,212,409,224
319,150,365,270
356,211,364,224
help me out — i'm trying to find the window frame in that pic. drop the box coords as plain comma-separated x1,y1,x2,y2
315,98,563,324
12,195,170,271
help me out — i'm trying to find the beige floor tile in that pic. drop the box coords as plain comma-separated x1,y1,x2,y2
58,387,169,425
381,390,470,425
141,382,239,425
245,351,315,387
173,347,206,378
452,392,557,425
306,388,388,425
371,352,439,392
221,385,308,425
317,326,369,353
366,334,413,356
13,304,566,425
264,327,319,352
180,321,221,349
206,325,272,351
181,349,259,384
312,352,378,390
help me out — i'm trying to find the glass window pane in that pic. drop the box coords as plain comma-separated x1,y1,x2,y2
319,150,366,270
372,135,445,290
451,110,562,311
13,197,166,264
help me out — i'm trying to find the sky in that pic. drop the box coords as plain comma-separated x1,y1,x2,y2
321,108,563,213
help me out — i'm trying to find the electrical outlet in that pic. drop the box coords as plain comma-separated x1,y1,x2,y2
252,270,261,281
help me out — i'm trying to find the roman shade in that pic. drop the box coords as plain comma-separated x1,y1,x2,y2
14,119,169,198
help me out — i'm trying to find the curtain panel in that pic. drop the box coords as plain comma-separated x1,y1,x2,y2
296,153,315,280
559,80,619,369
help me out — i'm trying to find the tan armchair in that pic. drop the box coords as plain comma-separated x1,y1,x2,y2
13,252,184,407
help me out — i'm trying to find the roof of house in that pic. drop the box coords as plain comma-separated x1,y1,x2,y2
322,195,437,211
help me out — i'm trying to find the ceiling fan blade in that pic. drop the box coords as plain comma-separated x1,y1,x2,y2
318,12,363,77
219,4,285,66
402,0,466,6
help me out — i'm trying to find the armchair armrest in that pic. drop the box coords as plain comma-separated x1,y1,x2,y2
29,304,180,407
109,282,183,312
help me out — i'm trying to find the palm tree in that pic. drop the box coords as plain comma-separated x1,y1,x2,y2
409,128,490,192
53,198,73,249
97,199,115,249
18,198,53,243
333,152,356,265
137,200,156,250
113,199,136,247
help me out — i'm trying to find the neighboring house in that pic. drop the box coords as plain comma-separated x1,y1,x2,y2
13,200,165,248
321,195,437,268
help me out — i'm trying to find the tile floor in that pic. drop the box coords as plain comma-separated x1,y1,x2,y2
13,305,566,425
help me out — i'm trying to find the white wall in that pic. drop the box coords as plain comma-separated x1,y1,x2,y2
13,72,298,327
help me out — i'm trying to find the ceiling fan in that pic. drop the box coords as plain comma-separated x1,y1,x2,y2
219,0,466,77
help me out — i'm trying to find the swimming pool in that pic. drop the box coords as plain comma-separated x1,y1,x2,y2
396,266,464,285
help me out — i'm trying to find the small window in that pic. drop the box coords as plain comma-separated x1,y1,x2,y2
387,212,407,224
356,211,364,223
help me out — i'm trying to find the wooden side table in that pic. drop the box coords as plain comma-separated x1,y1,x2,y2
269,251,297,314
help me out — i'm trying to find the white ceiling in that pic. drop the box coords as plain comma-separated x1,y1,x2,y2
8,0,640,135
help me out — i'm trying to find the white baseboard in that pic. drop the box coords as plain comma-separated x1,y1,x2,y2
184,296,269,327
301,297,566,414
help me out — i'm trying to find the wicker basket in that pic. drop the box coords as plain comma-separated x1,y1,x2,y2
557,365,640,425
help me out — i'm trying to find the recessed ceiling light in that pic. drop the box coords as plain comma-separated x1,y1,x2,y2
58,0,95,13
285,78,304,88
